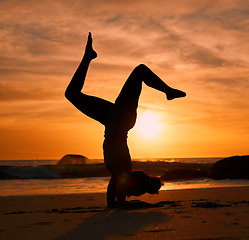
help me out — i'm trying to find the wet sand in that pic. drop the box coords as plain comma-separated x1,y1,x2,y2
0,187,249,240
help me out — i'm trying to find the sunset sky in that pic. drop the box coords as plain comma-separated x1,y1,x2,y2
1,0,249,160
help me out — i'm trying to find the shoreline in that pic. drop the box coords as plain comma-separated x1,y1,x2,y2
1,183,249,198
1,177,249,198
1,186,249,239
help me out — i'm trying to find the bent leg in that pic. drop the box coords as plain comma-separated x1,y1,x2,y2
139,64,186,100
113,64,186,131
70,93,113,125
115,64,186,109
65,33,113,125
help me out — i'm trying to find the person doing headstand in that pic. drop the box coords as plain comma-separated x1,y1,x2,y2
65,32,186,208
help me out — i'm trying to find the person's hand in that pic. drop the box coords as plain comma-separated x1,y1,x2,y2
107,201,117,208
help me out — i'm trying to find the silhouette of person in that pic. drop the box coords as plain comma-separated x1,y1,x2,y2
65,32,186,207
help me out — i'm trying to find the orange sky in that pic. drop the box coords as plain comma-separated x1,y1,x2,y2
0,0,249,160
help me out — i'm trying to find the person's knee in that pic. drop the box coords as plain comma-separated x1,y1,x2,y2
132,64,148,76
136,64,148,71
65,88,74,102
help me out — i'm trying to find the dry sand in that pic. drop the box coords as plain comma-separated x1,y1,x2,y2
0,187,249,240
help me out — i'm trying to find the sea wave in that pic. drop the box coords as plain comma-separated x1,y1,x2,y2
0,161,212,180
1,166,60,179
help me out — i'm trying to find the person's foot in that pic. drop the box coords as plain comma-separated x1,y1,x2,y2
166,88,186,100
85,32,97,60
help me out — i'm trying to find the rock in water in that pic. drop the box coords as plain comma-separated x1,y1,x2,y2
57,154,90,165
209,155,249,180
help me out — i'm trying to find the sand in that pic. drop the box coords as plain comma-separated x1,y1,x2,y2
0,187,249,240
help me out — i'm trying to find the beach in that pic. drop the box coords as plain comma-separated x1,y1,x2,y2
1,186,249,240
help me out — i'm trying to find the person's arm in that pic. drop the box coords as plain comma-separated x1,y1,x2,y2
116,174,129,207
107,175,118,208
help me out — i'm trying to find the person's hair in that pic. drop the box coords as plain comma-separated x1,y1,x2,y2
147,175,163,194
127,170,163,197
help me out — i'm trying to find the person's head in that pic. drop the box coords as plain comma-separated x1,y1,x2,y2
147,174,163,194
127,170,163,197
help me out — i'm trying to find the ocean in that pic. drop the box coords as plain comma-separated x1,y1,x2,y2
1,158,249,197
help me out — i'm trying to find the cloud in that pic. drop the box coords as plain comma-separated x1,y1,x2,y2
0,0,249,158
1,0,248,70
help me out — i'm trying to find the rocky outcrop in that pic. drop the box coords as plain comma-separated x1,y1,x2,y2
57,154,90,165
209,155,249,180
160,169,208,181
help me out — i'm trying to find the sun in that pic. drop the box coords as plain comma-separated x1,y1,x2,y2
134,110,163,139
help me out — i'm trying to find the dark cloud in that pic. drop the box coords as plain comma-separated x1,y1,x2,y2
181,5,249,31
182,45,228,67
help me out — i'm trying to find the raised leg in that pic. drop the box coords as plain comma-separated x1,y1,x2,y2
115,64,186,109
139,64,186,100
113,64,186,131
65,33,113,125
